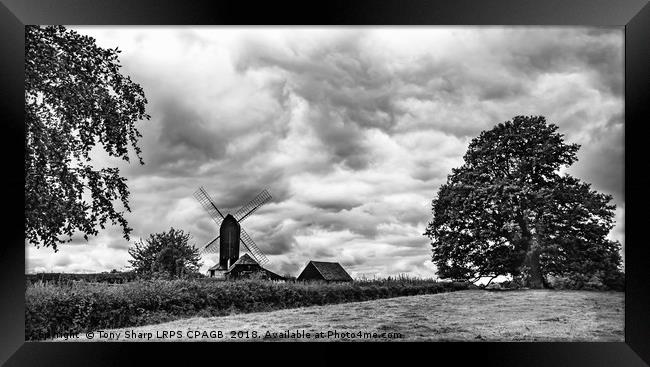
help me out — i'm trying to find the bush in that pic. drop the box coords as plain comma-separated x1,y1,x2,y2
26,272,138,285
601,270,625,292
25,278,469,340
546,271,624,291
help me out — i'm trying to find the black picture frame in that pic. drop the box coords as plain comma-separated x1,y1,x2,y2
2,0,649,366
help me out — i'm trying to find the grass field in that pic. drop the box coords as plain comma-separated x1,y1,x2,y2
64,289,624,342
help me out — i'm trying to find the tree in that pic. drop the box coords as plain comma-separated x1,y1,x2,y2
424,116,622,289
25,25,150,251
128,228,202,278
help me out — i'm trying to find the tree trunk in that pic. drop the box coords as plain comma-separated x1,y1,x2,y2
524,240,544,289
517,211,545,289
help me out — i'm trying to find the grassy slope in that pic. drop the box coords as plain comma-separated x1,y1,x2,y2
66,289,624,342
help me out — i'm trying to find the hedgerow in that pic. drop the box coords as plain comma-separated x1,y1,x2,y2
25,272,139,284
25,278,468,340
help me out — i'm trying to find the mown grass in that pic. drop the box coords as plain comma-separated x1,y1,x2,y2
78,289,623,342
26,277,469,340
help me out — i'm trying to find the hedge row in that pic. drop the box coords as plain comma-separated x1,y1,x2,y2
26,272,139,285
26,278,469,340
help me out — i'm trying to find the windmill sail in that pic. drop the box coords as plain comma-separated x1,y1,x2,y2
240,228,269,265
201,235,220,254
233,189,272,223
194,186,225,227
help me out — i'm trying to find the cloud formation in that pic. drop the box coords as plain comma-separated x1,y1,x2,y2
26,27,624,278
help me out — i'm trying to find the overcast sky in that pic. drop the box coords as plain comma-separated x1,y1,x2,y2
26,27,624,278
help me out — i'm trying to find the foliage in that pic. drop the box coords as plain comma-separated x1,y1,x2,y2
26,271,138,285
25,25,150,251
546,270,625,291
128,228,202,278
425,116,623,288
25,278,469,340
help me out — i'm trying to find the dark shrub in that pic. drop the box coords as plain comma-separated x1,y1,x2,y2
602,270,625,292
546,271,624,291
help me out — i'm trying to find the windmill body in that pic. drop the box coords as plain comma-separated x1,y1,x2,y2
219,214,240,270
194,186,272,278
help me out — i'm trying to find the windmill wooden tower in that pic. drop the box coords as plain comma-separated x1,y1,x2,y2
194,186,271,274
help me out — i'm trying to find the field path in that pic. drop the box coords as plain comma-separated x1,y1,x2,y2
69,290,624,342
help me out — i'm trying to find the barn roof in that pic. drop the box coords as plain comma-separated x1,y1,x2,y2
209,254,259,272
208,263,227,271
223,254,285,280
308,261,353,281
231,253,259,266
225,254,261,272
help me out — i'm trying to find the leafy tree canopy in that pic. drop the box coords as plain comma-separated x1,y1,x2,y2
424,116,622,289
128,228,203,278
25,25,149,250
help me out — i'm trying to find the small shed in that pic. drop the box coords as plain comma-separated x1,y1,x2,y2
297,261,353,282
207,263,227,278
224,254,285,281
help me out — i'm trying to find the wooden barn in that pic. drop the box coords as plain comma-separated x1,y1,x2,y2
223,253,285,281
297,261,353,282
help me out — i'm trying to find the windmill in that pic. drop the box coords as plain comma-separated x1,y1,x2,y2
193,186,271,271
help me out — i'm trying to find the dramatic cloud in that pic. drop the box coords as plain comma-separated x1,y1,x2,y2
26,27,624,278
